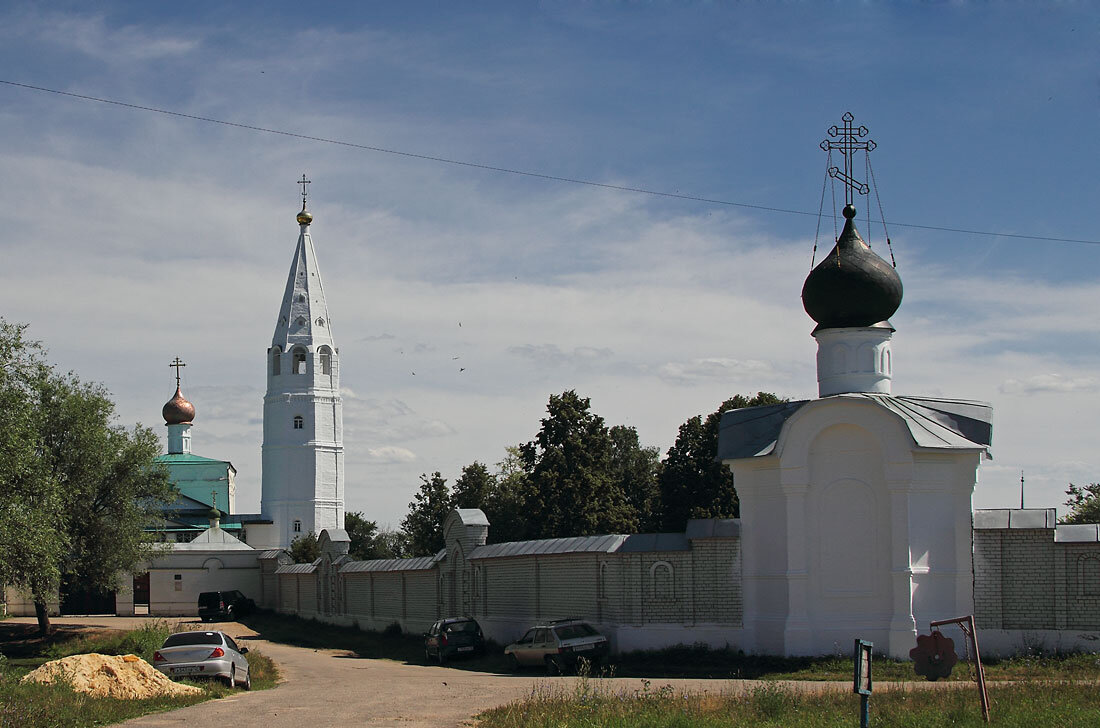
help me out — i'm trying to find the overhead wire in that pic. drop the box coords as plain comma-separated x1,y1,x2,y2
2,78,1097,247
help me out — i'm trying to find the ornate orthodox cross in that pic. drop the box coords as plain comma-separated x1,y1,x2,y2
170,357,186,387
820,112,876,206
298,173,311,201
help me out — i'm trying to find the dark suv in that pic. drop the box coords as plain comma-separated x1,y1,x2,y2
423,617,486,664
197,590,255,622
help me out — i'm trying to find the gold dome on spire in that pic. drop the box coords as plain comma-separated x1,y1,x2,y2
297,199,313,226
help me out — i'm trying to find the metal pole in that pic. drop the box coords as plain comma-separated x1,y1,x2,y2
968,615,991,723
860,694,870,728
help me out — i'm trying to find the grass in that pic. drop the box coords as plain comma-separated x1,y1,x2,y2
478,679,1100,728
0,620,279,728
240,611,1100,683
612,642,1100,681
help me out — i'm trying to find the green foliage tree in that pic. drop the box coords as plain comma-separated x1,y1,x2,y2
1061,483,1100,525
659,392,785,531
345,511,406,560
289,531,321,563
0,321,64,634
609,425,662,532
520,390,637,539
0,319,175,634
401,471,453,556
481,447,534,544
451,461,496,509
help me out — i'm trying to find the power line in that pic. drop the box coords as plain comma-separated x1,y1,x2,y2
3,78,1098,247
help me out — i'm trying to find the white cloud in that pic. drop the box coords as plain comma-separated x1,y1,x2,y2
657,358,780,386
999,375,1098,396
367,446,417,464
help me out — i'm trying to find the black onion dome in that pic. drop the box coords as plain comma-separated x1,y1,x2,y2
162,386,196,425
801,205,902,330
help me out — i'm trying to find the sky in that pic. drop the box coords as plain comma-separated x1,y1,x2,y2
1,2,1098,529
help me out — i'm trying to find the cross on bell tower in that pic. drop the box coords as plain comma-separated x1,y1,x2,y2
170,357,186,387
820,112,876,206
298,174,311,201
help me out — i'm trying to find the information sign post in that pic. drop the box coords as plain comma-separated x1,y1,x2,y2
853,639,873,728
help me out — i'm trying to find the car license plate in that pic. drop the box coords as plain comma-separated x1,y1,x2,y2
458,646,474,652
172,666,203,675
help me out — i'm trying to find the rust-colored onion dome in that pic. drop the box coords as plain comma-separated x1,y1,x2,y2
801,205,903,331
162,386,196,425
296,200,313,226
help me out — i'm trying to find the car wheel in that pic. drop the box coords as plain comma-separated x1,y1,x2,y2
508,654,520,672
225,666,236,688
437,649,446,665
242,668,252,691
545,656,561,676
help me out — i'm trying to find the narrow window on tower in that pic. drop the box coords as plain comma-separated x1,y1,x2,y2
319,346,332,375
272,347,281,376
293,519,302,533
293,415,304,430
292,347,307,374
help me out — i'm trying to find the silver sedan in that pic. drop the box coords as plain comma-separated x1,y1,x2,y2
153,630,251,689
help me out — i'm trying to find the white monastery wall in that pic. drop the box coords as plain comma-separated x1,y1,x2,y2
972,509,1100,656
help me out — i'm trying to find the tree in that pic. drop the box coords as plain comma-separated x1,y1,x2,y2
36,371,175,633
659,392,785,531
345,511,405,560
451,461,496,509
483,447,534,544
0,319,175,633
1062,483,1100,525
609,425,662,532
401,472,452,556
289,531,320,563
520,390,637,539
0,321,64,634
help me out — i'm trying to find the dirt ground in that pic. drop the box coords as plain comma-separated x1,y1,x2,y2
3,616,929,728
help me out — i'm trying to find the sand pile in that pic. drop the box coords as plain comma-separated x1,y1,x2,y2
20,653,203,699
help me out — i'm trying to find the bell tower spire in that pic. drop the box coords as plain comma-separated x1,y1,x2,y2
260,177,345,548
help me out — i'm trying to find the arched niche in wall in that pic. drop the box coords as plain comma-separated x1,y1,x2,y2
649,560,674,599
1079,554,1100,596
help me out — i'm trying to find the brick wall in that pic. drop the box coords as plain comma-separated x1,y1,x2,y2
263,514,744,648
974,510,1100,632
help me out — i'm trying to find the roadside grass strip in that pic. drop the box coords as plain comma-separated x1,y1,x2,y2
0,623,279,728
479,679,1100,728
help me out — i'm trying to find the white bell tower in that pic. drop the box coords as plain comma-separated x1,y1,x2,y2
260,176,345,548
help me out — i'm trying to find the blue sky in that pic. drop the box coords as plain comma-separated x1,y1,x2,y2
1,2,1097,526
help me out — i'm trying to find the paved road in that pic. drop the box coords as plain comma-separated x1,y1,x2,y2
8,617,931,728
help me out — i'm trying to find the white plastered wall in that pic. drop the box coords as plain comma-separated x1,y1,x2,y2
730,397,980,657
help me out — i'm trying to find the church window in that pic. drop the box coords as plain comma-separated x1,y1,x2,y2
294,519,302,533
174,574,182,592
296,317,306,327
316,317,325,327
293,415,303,430
272,348,281,376
292,347,307,374
297,294,305,303
319,346,332,375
